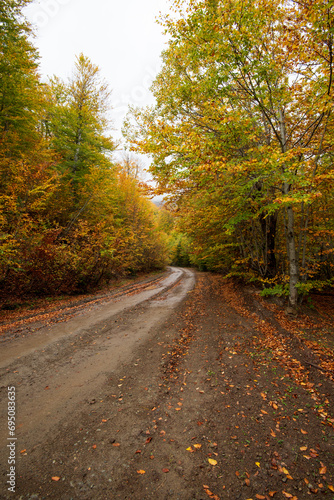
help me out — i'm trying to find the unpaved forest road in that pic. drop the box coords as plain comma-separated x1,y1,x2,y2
0,268,333,499
0,267,194,491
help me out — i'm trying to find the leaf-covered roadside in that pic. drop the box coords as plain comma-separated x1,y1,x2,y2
16,272,334,499
153,273,334,499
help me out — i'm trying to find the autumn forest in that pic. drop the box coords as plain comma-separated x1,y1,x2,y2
1,0,333,310
0,0,173,299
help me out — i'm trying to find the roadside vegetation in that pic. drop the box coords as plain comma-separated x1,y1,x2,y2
1,0,333,312
0,1,173,303
124,0,334,310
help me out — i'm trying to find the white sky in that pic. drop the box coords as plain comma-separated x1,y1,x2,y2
24,0,170,151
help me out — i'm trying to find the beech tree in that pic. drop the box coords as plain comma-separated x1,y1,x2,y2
125,0,334,309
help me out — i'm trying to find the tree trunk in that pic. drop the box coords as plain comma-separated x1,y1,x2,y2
284,184,299,308
73,127,82,173
259,212,277,278
279,108,299,309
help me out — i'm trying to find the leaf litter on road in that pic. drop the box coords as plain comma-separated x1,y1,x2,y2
9,272,334,499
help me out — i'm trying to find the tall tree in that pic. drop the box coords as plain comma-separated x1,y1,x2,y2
0,0,43,151
124,0,334,309
0,0,61,294
49,54,115,193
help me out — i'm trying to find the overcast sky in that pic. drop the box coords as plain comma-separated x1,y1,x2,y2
24,0,170,151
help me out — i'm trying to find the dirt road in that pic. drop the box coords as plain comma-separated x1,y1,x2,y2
0,269,333,499
0,268,194,474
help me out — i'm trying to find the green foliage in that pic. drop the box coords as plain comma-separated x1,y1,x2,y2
169,233,191,267
260,284,289,298
260,279,334,300
48,54,115,195
295,279,334,297
0,0,43,150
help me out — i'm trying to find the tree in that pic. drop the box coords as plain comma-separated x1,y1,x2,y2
49,54,115,194
124,0,334,309
0,0,61,296
119,151,145,180
0,0,44,151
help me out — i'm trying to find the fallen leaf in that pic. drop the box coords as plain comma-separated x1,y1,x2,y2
245,478,250,486
135,450,141,454
208,459,217,465
92,445,97,449
102,419,107,423
112,443,120,447
268,492,277,497
137,470,145,474
186,446,195,452
194,444,202,449
328,485,334,492
256,495,266,499
301,429,308,434
203,487,220,500
319,465,327,474
162,468,169,473
255,462,261,467
52,477,60,482
300,446,307,451
270,429,276,438
20,449,27,454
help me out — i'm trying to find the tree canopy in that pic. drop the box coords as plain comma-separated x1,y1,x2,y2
0,1,172,299
124,0,334,308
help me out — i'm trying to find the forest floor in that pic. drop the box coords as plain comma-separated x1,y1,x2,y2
0,269,333,499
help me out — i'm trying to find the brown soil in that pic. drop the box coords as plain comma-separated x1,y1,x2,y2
0,270,333,499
